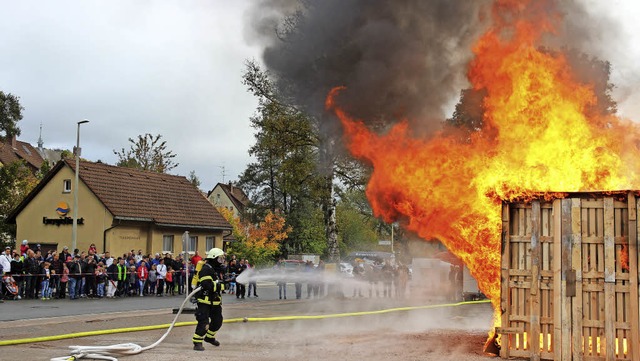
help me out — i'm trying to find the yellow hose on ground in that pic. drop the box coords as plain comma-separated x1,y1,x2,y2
0,299,489,346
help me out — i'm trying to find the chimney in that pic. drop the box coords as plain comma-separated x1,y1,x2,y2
11,134,16,148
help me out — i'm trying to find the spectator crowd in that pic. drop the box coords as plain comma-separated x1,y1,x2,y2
0,240,413,303
0,240,255,302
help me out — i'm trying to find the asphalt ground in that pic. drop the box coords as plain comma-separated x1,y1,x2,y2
0,282,497,361
0,281,294,321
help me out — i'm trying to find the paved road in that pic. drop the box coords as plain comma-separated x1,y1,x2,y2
0,280,495,361
0,282,287,321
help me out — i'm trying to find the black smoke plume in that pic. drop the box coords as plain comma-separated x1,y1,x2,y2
245,0,621,136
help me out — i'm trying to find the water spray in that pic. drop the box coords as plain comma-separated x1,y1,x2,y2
236,267,363,286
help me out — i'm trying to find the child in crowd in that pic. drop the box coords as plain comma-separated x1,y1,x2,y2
40,262,51,300
128,265,138,296
49,270,57,299
60,263,69,299
137,261,148,296
228,272,236,295
96,265,106,298
165,266,174,296
148,264,157,295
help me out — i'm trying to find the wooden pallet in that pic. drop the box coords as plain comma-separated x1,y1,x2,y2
498,192,639,361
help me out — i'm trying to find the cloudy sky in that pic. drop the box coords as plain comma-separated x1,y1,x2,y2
1,1,640,192
0,1,261,192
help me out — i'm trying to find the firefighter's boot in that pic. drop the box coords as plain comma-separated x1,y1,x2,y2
193,343,205,351
205,337,220,346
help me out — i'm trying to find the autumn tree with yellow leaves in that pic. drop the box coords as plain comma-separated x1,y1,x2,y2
217,207,291,266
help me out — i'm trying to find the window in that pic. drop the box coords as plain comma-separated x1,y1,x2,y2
188,236,198,253
162,235,174,253
63,179,72,193
206,236,215,250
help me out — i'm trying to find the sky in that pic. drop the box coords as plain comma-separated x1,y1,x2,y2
1,1,640,192
0,1,262,192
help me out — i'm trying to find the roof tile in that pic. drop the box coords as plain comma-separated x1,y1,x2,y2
0,139,44,170
66,159,230,230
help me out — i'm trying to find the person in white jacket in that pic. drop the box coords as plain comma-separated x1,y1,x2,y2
0,247,11,274
156,258,167,296
0,247,11,302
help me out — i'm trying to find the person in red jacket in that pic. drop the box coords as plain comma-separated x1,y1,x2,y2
190,251,202,266
20,240,29,257
137,261,149,296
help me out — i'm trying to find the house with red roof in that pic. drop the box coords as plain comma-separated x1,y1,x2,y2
0,135,44,172
8,159,232,256
207,182,250,219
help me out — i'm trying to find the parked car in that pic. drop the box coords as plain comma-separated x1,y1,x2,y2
281,259,307,271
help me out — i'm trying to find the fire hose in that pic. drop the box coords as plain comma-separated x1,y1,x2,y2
2,298,490,348
49,286,202,361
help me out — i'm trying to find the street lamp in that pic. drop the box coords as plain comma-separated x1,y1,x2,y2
72,120,89,254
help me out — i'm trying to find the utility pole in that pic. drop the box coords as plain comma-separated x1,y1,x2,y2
391,223,394,254
72,120,89,253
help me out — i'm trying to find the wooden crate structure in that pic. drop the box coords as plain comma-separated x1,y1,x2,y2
498,191,640,361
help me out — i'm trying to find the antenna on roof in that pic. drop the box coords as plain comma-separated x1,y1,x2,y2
37,123,44,149
218,165,227,183
37,122,44,156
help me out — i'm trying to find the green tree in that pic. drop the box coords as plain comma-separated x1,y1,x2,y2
336,188,385,255
446,88,487,139
36,159,52,180
113,133,178,173
0,161,37,240
0,90,23,138
60,149,73,159
0,90,26,245
240,59,379,261
240,63,320,215
284,201,326,256
561,48,617,117
188,170,201,188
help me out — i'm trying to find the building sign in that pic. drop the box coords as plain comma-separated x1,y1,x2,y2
43,217,84,226
56,201,70,216
45,201,81,226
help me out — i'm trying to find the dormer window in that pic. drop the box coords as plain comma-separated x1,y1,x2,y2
63,179,72,193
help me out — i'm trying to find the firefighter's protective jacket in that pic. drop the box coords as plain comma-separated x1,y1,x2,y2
196,262,224,305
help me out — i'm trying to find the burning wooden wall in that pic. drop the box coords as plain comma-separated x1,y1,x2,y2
498,191,640,361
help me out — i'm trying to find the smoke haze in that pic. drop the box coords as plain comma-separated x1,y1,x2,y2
245,0,626,137
246,0,491,136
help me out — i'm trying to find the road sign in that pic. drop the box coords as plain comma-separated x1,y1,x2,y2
378,240,391,246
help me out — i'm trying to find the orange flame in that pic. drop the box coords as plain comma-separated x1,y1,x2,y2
326,0,640,325
620,244,630,272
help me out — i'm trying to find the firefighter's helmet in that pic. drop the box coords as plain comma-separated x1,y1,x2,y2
206,248,225,260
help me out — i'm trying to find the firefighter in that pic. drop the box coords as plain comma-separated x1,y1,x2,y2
192,247,225,351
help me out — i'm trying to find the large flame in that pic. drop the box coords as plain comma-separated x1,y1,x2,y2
326,0,640,323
